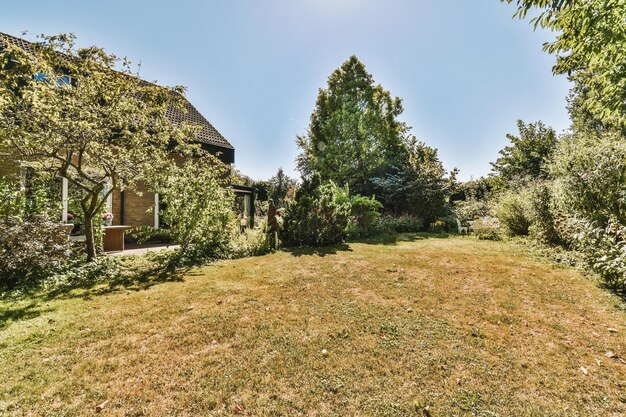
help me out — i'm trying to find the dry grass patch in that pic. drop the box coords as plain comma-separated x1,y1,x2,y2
1,236,625,416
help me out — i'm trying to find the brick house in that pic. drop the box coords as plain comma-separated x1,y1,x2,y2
0,31,254,233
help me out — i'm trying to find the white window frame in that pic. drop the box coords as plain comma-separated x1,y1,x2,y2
106,182,113,214
61,177,69,223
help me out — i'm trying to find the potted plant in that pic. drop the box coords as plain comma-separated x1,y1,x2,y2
102,212,114,227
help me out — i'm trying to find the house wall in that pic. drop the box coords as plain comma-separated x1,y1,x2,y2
0,157,21,180
116,181,156,227
1,151,233,230
111,189,123,226
111,153,230,228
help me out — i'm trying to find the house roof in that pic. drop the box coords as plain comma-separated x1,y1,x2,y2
0,32,235,160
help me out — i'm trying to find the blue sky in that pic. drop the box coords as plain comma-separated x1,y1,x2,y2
2,0,570,181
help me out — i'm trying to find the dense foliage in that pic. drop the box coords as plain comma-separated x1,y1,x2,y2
0,179,73,287
0,33,199,260
495,189,531,237
372,139,451,224
526,182,562,245
0,216,72,287
296,56,452,221
571,218,626,290
551,133,626,225
346,194,383,238
281,177,351,246
153,154,234,258
505,0,626,131
377,215,424,234
490,120,558,184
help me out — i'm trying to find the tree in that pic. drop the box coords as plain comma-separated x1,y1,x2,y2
490,120,558,183
450,176,496,203
296,56,409,196
566,84,609,137
372,138,450,223
0,34,199,261
155,154,234,256
281,176,351,247
296,56,454,220
551,132,626,225
267,167,297,207
504,0,626,130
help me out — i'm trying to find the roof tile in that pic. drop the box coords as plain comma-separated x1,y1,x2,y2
0,32,234,151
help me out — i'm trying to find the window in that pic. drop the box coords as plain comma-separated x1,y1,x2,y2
57,75,72,87
33,72,74,87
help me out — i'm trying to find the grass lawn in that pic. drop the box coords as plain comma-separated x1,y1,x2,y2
1,235,625,416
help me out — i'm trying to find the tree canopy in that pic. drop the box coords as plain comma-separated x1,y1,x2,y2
0,33,212,260
296,56,409,196
296,56,452,221
505,0,626,131
490,120,558,184
267,167,297,208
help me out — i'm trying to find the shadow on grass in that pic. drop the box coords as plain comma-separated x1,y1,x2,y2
598,283,626,306
282,233,452,257
284,243,352,257
0,302,55,331
353,232,451,246
44,253,191,301
0,250,193,329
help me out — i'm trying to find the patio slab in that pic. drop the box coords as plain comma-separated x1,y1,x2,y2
106,242,180,257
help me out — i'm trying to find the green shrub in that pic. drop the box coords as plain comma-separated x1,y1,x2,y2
0,180,26,218
377,215,423,233
127,226,174,245
527,182,564,245
0,216,73,288
548,134,626,290
228,218,273,258
552,133,626,224
282,179,351,247
154,155,234,258
495,190,532,237
0,176,61,220
571,218,626,291
429,219,446,233
453,198,493,222
346,195,383,238
47,256,123,288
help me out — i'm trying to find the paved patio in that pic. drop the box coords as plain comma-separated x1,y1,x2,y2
106,242,180,257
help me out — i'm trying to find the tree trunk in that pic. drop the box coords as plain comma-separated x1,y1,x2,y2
84,213,97,262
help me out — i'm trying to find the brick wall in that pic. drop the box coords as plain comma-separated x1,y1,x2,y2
111,189,122,226
0,157,21,181
116,181,156,227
